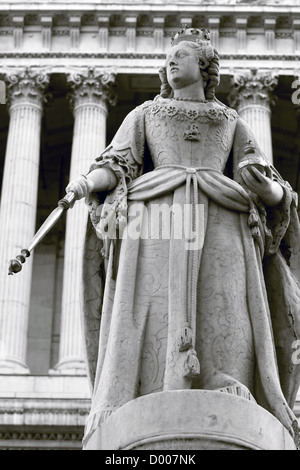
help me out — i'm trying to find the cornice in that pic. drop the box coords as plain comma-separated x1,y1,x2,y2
0,51,299,61
1,6,300,19
1,53,299,82
1,1,300,14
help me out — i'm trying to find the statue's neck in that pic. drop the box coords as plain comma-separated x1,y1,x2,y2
173,82,206,101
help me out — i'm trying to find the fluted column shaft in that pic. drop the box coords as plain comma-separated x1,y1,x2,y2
54,69,116,374
228,70,278,163
0,69,49,372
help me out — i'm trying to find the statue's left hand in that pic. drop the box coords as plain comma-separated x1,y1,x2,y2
241,166,284,207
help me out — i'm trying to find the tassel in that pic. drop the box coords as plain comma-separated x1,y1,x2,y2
250,225,260,240
248,199,259,228
248,211,259,227
183,349,201,379
179,324,193,352
248,202,262,245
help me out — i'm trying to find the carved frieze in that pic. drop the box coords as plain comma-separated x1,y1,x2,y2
0,429,84,449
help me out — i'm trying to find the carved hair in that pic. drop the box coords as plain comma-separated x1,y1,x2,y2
159,40,220,101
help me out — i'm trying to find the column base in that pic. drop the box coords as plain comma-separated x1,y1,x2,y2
49,358,86,376
83,390,296,450
0,358,30,374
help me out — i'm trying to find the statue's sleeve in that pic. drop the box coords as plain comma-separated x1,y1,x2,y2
233,116,300,408
85,105,146,239
90,105,145,183
232,116,298,257
232,116,271,179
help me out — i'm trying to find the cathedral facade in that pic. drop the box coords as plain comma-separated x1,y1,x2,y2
0,0,300,449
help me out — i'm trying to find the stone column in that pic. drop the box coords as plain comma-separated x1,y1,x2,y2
53,68,117,374
0,68,49,372
228,69,278,163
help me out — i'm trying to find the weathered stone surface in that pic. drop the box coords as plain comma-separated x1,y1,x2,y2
85,390,296,450
79,29,300,451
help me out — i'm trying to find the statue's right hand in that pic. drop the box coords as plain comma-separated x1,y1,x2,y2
65,174,95,200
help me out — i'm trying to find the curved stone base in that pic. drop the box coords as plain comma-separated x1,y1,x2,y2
84,390,296,450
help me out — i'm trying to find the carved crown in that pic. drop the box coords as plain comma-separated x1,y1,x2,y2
171,25,211,46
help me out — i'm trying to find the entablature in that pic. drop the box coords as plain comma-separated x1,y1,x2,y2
0,2,300,58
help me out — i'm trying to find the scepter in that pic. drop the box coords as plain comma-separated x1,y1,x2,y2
8,190,77,275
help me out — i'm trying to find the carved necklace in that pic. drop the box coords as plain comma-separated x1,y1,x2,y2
173,97,209,103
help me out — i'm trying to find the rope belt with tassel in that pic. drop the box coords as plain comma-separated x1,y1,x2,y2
181,167,201,379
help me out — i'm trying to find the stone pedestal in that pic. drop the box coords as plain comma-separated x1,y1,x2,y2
83,390,296,450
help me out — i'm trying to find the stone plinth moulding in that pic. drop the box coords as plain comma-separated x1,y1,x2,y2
83,390,297,450
0,67,49,373
53,68,117,375
228,69,278,163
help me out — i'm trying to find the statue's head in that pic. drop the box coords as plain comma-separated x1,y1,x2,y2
159,25,220,101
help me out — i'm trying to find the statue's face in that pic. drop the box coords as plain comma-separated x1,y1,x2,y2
165,43,202,90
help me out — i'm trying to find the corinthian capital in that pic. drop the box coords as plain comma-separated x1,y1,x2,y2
228,69,278,110
67,68,117,111
4,67,50,109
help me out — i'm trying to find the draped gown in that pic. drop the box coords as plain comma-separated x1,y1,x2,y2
81,96,300,447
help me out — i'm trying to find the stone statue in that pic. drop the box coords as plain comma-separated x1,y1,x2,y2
66,26,300,448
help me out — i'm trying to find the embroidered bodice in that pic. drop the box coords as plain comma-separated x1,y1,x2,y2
142,97,238,172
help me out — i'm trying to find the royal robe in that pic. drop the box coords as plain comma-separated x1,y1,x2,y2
81,96,300,447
